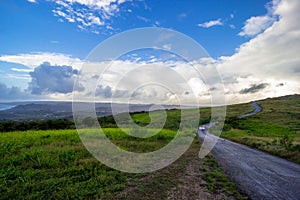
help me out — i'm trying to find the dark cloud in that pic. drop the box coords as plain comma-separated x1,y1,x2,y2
95,85,112,98
92,75,100,79
0,82,29,100
277,83,284,87
29,62,81,94
95,85,128,98
239,83,269,94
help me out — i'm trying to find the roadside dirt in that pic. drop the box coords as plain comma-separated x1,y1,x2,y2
166,155,233,200
116,141,245,200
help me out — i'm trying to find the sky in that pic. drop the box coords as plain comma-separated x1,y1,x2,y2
0,0,299,104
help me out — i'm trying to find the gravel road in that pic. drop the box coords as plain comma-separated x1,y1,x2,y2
198,102,300,200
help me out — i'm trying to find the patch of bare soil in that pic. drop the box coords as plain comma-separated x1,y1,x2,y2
116,140,241,200
166,154,233,200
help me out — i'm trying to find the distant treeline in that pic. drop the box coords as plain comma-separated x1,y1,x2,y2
0,115,121,132
0,111,210,132
0,119,75,132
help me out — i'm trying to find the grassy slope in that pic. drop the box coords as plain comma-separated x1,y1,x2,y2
0,128,246,199
219,94,300,164
1,94,298,199
131,94,300,163
0,129,178,199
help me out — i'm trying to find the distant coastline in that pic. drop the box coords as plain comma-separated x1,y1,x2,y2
0,104,16,111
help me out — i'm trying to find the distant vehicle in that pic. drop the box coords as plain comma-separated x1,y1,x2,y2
198,126,206,131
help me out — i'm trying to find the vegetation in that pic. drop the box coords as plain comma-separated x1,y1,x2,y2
116,140,247,200
200,155,248,200
1,94,298,198
0,129,177,199
0,128,245,199
213,94,300,164
0,119,75,132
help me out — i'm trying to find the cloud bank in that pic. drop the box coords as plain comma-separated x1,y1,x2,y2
217,0,300,103
1,0,300,104
0,83,30,101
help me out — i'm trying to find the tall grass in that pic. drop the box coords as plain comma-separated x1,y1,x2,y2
217,94,300,164
0,128,181,199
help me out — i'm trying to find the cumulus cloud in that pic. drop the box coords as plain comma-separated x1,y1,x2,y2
198,19,223,28
71,58,214,104
95,85,112,98
239,15,276,36
239,0,280,36
28,62,80,95
216,0,300,102
1,0,299,104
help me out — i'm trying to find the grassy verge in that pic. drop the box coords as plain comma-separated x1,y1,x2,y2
199,155,248,200
117,140,248,200
116,141,201,200
213,95,300,164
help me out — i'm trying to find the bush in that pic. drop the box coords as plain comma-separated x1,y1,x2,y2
280,134,293,149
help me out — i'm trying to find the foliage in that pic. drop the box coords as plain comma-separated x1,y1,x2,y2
0,119,75,132
200,155,248,200
279,134,294,149
0,128,179,199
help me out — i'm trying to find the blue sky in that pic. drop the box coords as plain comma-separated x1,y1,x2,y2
0,0,299,103
0,0,270,58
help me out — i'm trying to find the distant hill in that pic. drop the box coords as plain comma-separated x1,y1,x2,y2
0,101,181,121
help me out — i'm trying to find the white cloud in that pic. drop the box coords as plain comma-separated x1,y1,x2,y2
51,0,128,32
2,0,299,104
27,0,37,3
162,44,172,50
229,24,236,29
10,68,32,73
198,19,223,28
217,0,300,103
239,15,275,36
0,52,82,70
6,74,31,80
69,58,215,104
239,0,280,37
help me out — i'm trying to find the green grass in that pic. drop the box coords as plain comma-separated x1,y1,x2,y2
214,94,300,164
0,128,246,199
0,129,180,199
1,94,298,199
200,155,248,200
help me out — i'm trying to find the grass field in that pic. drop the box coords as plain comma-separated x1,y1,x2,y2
0,129,132,199
130,94,300,164
0,128,181,199
1,94,298,199
0,128,246,199
215,94,300,164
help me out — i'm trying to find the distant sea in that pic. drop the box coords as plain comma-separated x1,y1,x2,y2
0,104,16,111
